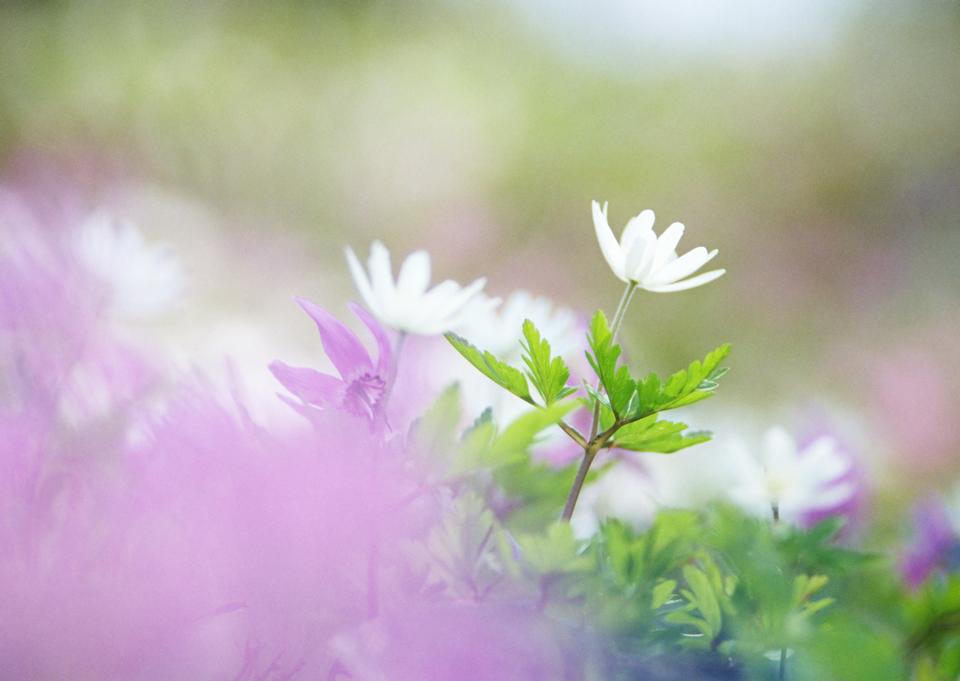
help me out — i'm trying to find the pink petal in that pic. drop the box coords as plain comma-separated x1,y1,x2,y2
294,297,373,378
348,302,393,377
269,361,343,406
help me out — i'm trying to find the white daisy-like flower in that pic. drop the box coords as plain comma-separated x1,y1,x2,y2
570,462,659,539
456,290,581,361
727,426,855,524
75,212,186,320
345,240,487,335
592,200,725,292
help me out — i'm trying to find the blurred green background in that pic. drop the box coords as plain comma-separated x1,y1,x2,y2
1,0,958,495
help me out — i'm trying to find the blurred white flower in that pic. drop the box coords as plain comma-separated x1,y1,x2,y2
346,240,486,335
727,426,855,523
591,200,725,291
451,290,584,457
570,462,658,539
456,290,581,361
75,212,185,320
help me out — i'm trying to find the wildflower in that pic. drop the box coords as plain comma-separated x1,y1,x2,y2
270,297,393,421
74,211,185,320
591,200,724,291
727,426,856,524
899,497,958,588
456,290,580,361
345,240,486,335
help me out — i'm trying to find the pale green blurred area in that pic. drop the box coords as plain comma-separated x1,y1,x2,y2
1,1,959,485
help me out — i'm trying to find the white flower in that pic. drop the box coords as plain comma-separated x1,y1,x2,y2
591,200,725,291
570,462,659,539
450,290,583,450
456,290,581,361
75,212,186,320
727,426,855,524
345,240,487,335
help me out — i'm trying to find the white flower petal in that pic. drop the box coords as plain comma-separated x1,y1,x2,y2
650,221,685,273
619,209,655,253
367,240,395,306
396,249,432,300
592,200,625,281
643,269,725,293
647,247,715,286
345,246,380,316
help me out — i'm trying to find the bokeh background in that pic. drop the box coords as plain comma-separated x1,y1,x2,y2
1,0,957,517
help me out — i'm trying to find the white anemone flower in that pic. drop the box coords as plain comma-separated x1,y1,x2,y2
592,200,725,291
345,240,487,335
727,426,855,524
457,290,581,361
75,212,186,320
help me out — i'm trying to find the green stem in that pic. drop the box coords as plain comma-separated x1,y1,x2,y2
563,282,638,523
589,281,637,441
561,445,598,521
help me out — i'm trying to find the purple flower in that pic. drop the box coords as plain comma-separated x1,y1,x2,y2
270,297,394,422
900,497,958,589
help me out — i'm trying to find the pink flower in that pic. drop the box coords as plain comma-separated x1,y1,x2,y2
270,298,394,423
899,497,957,589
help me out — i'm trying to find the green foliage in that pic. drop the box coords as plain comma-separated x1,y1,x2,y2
585,310,637,418
584,310,731,429
444,332,534,404
418,491,504,600
511,522,593,576
665,558,736,643
520,319,577,405
411,385,576,480
610,414,712,453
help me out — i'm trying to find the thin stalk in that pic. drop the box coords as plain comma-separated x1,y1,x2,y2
561,446,599,521
564,281,639,522
588,281,637,440
367,330,407,618
773,502,786,681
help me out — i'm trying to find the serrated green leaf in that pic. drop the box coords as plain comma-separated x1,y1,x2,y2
491,399,578,462
683,565,723,638
513,521,592,575
657,343,731,412
520,319,576,405
652,579,677,609
585,310,637,418
612,415,712,453
445,332,534,404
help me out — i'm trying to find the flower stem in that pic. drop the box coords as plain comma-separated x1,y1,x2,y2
589,282,637,442
367,331,407,618
561,445,599,522
563,281,639,522
772,503,787,681
609,281,638,342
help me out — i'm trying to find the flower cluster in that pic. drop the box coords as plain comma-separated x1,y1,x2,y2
0,191,950,681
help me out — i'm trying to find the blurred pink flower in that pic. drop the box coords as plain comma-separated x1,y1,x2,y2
270,297,393,424
899,497,957,589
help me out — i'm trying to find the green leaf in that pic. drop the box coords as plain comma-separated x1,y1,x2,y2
657,343,731,411
682,564,723,638
513,522,592,575
519,319,577,405
612,415,712,453
444,332,534,404
492,399,578,460
652,579,677,609
585,310,636,418
410,383,462,467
